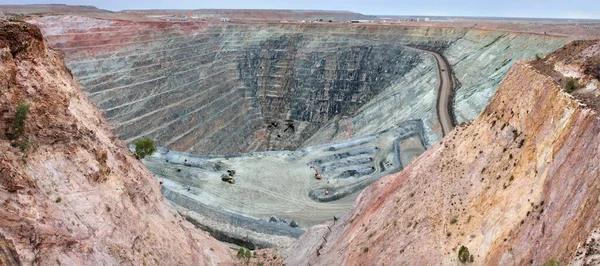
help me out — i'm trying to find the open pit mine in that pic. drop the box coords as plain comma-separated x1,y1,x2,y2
1,5,600,265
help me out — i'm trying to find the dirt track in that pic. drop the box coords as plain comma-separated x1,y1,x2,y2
431,51,455,135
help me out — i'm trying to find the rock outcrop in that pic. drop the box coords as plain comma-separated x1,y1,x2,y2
0,21,233,265
285,40,600,265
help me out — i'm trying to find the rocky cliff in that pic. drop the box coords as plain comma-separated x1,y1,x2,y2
0,21,233,265
285,40,600,265
29,16,567,154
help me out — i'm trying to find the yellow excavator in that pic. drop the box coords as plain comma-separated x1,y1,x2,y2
310,166,322,180
221,170,235,184
221,174,234,184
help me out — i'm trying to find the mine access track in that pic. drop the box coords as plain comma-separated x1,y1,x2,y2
429,51,455,136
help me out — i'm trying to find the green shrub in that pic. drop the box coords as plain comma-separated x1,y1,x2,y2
19,137,30,153
236,248,252,265
13,103,30,138
55,197,62,203
8,17,24,22
458,246,470,263
542,259,560,266
535,54,543,60
450,216,458,224
134,137,156,159
236,248,245,259
565,77,578,93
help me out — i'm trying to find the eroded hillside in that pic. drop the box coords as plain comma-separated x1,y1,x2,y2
0,21,233,265
285,40,600,265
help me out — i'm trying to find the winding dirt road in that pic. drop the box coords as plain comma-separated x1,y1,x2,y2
430,52,455,135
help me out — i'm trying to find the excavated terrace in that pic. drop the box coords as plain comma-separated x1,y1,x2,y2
29,15,570,248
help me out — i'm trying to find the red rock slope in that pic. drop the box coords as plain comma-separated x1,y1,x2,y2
0,21,234,265
286,40,600,265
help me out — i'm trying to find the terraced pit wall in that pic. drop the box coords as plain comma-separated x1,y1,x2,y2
31,17,568,154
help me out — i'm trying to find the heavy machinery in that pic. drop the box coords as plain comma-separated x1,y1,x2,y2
221,174,235,184
310,166,322,180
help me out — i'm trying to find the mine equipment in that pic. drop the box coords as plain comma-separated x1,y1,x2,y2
221,174,235,184
310,166,322,180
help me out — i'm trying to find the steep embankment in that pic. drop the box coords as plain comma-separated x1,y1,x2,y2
0,22,233,265
30,16,567,154
285,40,600,265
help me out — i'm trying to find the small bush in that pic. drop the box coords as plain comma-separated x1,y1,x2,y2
565,77,578,93
19,137,30,153
535,54,543,60
450,216,458,224
236,248,245,259
8,17,24,22
236,248,252,265
55,197,62,203
518,139,526,148
134,137,156,159
458,246,470,263
542,259,560,266
13,103,30,138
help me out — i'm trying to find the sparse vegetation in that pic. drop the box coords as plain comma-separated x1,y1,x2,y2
535,53,543,60
134,137,156,159
565,77,578,93
13,102,30,138
542,259,560,266
55,197,62,203
458,246,470,263
8,17,24,22
518,139,526,148
19,137,30,153
236,248,253,265
450,216,458,224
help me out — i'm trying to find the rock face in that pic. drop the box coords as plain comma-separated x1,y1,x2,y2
285,40,600,265
29,16,567,154
0,233,19,266
0,22,233,265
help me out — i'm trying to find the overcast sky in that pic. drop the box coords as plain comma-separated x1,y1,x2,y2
3,0,600,19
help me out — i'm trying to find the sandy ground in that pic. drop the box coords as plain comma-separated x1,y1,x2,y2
144,123,426,229
399,136,426,167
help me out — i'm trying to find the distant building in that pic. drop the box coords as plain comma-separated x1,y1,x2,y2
221,17,230,22
350,20,372,23
424,17,430,21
